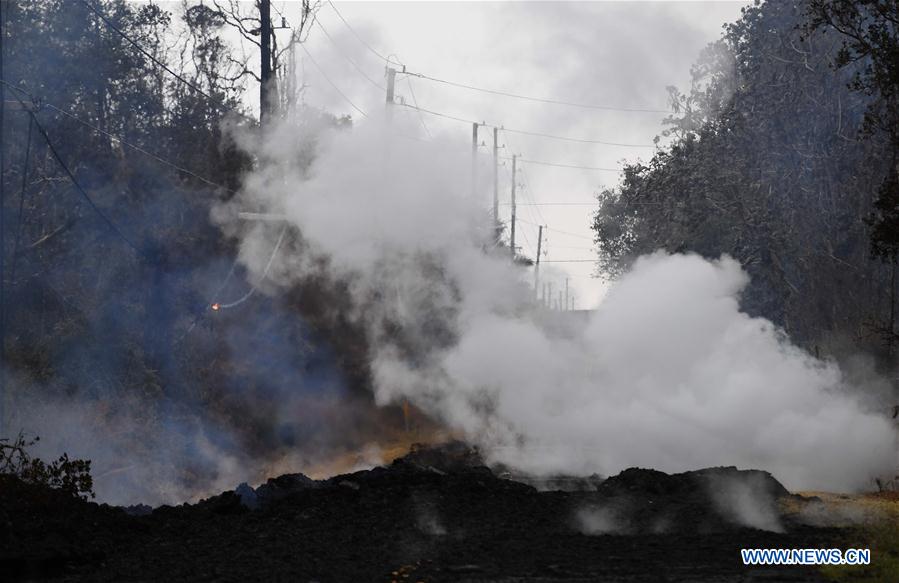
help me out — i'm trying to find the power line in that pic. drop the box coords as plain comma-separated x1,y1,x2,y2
397,101,473,125
405,78,432,138
503,126,654,148
403,70,672,114
326,0,402,67
78,0,230,113
501,130,549,227
300,42,367,118
500,202,597,206
519,218,595,241
0,81,237,194
507,156,620,172
9,116,32,287
10,91,148,261
214,224,289,310
313,16,385,91
544,243,596,250
397,102,644,153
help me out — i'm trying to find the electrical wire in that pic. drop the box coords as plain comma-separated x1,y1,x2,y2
500,202,597,206
519,218,595,241
78,0,231,113
300,42,367,117
500,130,549,227
507,156,620,172
8,91,148,261
214,224,289,310
313,16,385,91
326,0,403,67
398,102,646,152
405,78,432,138
403,70,672,114
1,81,237,194
9,116,33,286
502,126,654,148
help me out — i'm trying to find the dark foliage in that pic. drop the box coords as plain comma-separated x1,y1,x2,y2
0,433,93,499
0,1,369,501
593,0,895,356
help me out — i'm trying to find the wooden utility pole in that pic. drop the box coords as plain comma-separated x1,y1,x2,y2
534,225,543,298
564,278,569,312
385,67,396,109
493,127,499,242
0,0,5,436
510,154,517,260
471,122,479,199
260,0,273,122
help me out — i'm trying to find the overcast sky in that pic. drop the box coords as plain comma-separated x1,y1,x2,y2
223,1,749,307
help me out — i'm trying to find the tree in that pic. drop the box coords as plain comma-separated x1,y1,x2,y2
592,0,891,353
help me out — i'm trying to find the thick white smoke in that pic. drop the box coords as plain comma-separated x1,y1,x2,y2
219,112,894,493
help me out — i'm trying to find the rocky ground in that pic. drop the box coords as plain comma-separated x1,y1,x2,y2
0,443,857,582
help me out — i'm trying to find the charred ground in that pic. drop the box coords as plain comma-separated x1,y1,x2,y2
1,443,845,582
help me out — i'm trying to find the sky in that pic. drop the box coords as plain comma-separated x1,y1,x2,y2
212,0,750,308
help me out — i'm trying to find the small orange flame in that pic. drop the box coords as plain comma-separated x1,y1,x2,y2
211,303,220,311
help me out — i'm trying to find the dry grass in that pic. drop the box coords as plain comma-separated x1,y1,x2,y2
780,491,899,582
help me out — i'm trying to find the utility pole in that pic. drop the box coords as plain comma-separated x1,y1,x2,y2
385,67,396,113
493,127,499,243
0,0,5,437
471,122,479,200
565,278,569,312
510,154,517,261
534,225,543,298
260,0,272,122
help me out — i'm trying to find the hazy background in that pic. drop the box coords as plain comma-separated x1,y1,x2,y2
218,0,749,306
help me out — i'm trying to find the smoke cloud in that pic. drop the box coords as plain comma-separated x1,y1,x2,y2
215,110,896,494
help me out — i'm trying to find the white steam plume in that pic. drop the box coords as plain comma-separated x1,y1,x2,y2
218,112,894,493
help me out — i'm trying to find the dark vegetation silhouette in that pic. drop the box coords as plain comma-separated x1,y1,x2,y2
593,1,899,367
0,433,93,499
0,0,393,503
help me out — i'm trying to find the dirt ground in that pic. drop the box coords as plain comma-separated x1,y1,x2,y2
0,444,870,582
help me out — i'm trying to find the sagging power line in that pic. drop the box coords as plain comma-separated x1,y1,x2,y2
0,81,237,194
300,42,368,118
78,0,232,113
318,6,670,116
403,70,672,115
395,101,651,150
6,90,148,261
